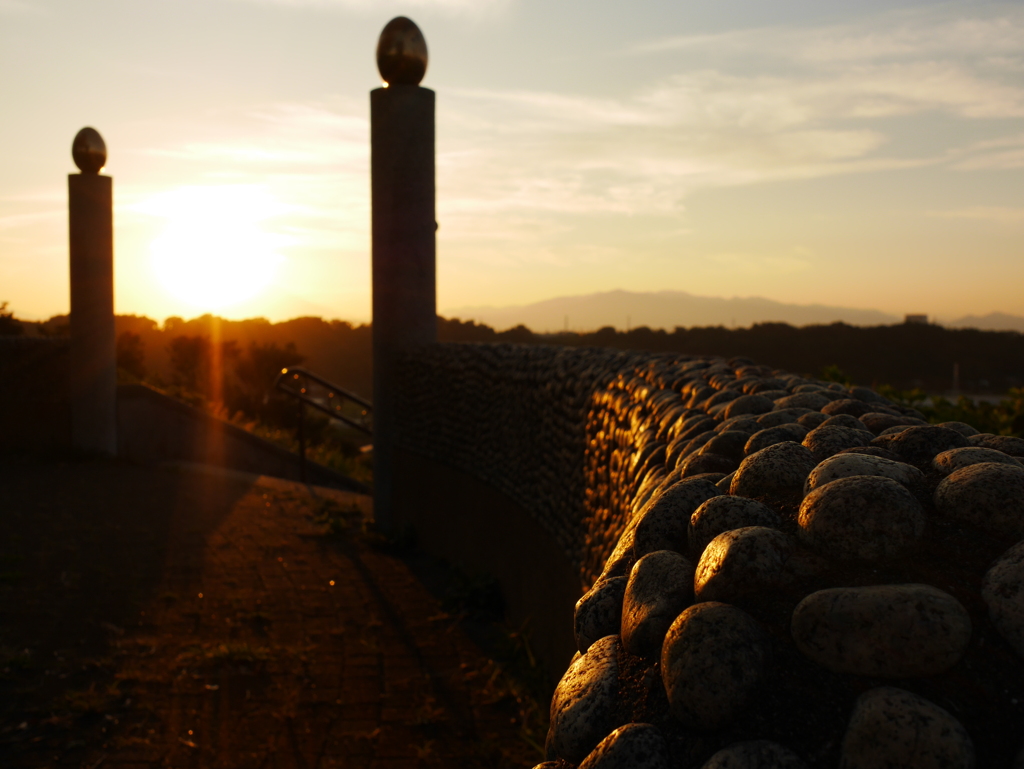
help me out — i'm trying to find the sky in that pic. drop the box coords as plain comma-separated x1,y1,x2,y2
1,0,1022,326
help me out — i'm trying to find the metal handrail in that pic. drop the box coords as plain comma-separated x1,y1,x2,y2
273,366,373,436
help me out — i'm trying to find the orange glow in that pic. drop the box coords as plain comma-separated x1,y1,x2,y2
140,185,288,311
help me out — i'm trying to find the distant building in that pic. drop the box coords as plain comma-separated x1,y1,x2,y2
904,314,928,325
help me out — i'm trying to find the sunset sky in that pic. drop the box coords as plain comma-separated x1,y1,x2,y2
2,0,1022,326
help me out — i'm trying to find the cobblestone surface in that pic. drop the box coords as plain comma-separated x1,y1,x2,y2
0,459,541,769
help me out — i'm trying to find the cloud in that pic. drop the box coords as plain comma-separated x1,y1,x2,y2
928,206,1024,224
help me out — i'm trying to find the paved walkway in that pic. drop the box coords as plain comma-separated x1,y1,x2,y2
0,459,544,769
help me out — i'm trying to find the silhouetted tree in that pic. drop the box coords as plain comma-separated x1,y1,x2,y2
229,341,306,425
0,302,23,336
117,331,146,380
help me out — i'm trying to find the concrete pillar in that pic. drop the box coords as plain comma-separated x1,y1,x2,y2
68,127,117,456
371,17,437,533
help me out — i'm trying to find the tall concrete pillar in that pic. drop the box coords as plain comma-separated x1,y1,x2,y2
371,17,437,533
68,127,117,456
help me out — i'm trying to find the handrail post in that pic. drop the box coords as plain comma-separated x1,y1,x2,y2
297,399,307,484
68,127,117,456
370,17,437,534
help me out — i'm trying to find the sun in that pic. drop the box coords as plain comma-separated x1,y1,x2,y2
145,186,288,311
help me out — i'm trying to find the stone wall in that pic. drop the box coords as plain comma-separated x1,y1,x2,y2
397,341,1024,768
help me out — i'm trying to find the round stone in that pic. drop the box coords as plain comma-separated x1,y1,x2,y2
797,411,829,429
578,723,670,769
547,635,621,764
803,425,878,463
575,576,628,654
694,526,796,603
775,392,831,411
716,416,762,434
701,740,808,769
681,452,738,478
982,540,1024,660
833,446,901,461
803,453,923,496
871,425,970,464
730,442,817,505
798,475,925,560
937,421,980,437
722,394,776,420
821,398,874,418
791,584,971,677
933,447,1023,475
839,687,975,769
934,462,1024,538
744,424,809,457
860,412,928,435
689,496,781,558
820,414,868,431
970,434,1024,455
661,602,768,730
756,409,808,428
622,550,694,659
700,431,754,463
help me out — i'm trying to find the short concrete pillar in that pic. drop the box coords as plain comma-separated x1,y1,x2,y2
68,127,117,456
371,17,437,533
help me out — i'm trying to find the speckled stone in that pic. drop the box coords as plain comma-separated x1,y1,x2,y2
622,550,694,659
820,414,868,431
803,425,878,463
689,496,781,558
982,540,1024,660
969,434,1024,455
833,446,901,461
860,412,928,435
716,416,762,434
631,477,721,547
701,740,808,769
681,452,738,478
661,602,768,730
547,635,621,764
744,424,810,457
937,420,980,437
872,425,970,464
756,409,809,428
608,477,722,573
730,442,817,504
791,584,971,677
878,424,913,437
803,453,923,496
839,687,975,769
722,394,776,420
796,411,829,429
775,392,831,411
575,577,628,654
798,476,926,560
933,447,1023,475
694,526,796,603
716,472,735,492
578,723,670,769
934,462,1024,538
700,431,755,463
821,398,875,418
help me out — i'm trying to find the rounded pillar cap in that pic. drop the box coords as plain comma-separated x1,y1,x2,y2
72,127,106,174
376,17,428,86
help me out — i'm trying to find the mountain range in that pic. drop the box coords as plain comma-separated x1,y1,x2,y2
444,290,1024,333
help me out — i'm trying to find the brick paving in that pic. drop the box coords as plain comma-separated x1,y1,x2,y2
0,459,544,769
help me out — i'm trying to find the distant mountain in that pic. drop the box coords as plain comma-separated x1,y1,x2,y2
945,313,1024,333
444,290,900,333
